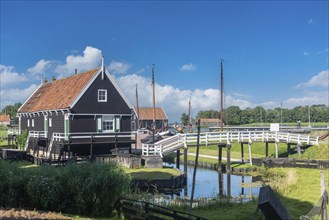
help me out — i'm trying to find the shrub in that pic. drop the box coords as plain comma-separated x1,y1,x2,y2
0,160,131,216
26,176,63,211
16,129,28,150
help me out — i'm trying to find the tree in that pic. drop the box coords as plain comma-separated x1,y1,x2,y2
180,113,188,125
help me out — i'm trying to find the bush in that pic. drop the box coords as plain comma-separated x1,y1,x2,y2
0,160,131,216
26,176,63,211
16,129,28,150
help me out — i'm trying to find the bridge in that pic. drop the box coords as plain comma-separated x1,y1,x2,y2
141,131,319,166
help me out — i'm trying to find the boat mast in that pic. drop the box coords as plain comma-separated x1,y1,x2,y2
152,64,156,142
220,59,224,131
188,99,191,133
135,84,141,129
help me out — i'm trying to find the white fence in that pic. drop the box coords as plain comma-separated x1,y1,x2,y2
142,131,319,157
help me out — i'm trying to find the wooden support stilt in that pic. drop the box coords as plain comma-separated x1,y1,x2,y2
176,149,180,169
227,173,231,197
68,135,71,160
248,143,252,166
226,144,231,173
265,142,269,158
275,142,279,158
90,135,93,158
218,144,223,172
296,144,301,156
219,172,224,196
287,143,291,157
241,143,244,163
184,148,188,175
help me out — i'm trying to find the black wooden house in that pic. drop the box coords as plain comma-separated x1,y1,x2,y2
18,66,136,160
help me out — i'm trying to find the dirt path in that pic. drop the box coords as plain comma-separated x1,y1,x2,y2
0,208,74,220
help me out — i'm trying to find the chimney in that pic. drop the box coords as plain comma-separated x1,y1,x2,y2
52,76,56,82
75,69,78,75
42,78,48,84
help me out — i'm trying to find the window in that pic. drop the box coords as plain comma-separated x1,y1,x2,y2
102,115,114,132
98,89,107,102
32,119,34,127
49,118,52,127
27,119,30,127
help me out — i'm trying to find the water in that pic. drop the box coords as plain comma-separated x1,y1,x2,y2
164,163,261,199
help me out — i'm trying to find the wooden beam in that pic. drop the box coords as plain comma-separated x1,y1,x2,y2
226,144,231,173
176,149,180,169
241,143,244,163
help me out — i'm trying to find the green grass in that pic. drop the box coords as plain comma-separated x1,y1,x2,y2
187,142,288,159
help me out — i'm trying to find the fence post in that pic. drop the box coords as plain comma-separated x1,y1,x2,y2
321,170,325,196
248,142,252,166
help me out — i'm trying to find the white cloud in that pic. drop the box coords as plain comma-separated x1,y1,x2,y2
307,18,314,25
108,60,132,74
180,63,196,71
55,46,102,78
303,51,310,56
296,70,329,88
0,84,39,109
27,59,52,76
0,64,28,87
115,73,255,121
284,91,329,107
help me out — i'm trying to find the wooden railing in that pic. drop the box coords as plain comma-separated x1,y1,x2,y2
24,131,47,151
116,198,207,220
142,131,319,157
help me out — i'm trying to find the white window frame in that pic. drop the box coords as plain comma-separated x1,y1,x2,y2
27,119,30,127
98,89,107,102
31,119,34,127
102,115,114,132
49,118,52,127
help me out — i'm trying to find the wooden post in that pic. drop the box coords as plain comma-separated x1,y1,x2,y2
227,173,231,197
241,143,244,163
287,143,291,156
68,135,71,160
218,144,223,172
320,170,325,196
275,142,279,158
265,142,269,158
248,143,252,166
184,148,188,175
176,149,180,169
296,144,301,157
219,172,224,196
226,144,231,173
90,135,93,158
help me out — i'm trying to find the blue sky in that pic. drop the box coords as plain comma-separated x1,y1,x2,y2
1,1,328,122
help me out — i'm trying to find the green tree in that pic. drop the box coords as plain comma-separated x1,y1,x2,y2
181,113,188,125
224,106,241,125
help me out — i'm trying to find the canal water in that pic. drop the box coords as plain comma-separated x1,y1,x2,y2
164,163,261,199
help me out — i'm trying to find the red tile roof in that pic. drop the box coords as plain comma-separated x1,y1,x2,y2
136,107,168,120
19,68,99,113
0,114,10,123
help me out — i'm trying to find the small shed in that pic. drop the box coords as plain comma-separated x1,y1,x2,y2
0,114,11,126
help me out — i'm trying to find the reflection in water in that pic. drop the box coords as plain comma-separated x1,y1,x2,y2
165,163,260,199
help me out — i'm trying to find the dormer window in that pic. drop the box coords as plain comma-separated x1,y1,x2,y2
98,89,107,102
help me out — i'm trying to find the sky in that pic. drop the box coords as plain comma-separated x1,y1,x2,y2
0,0,328,122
